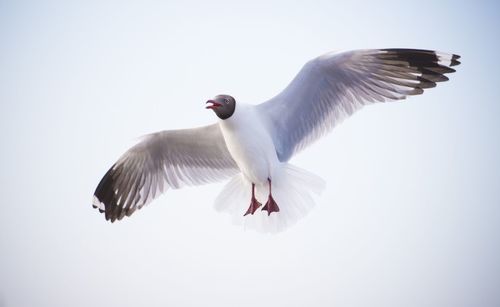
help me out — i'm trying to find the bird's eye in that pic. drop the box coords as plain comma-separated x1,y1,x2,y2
223,98,229,104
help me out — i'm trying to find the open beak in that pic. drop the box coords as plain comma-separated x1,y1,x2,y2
205,100,222,110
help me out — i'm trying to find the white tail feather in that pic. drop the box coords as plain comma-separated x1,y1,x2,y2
214,163,325,233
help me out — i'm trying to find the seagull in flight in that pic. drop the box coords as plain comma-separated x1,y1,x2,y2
93,48,460,232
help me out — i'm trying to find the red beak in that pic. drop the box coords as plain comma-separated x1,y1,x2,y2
206,100,222,110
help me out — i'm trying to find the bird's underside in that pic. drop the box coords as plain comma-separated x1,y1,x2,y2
93,48,461,226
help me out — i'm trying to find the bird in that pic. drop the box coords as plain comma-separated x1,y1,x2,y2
93,48,460,232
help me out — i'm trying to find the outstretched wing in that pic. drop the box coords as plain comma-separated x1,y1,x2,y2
93,124,238,222
257,49,460,162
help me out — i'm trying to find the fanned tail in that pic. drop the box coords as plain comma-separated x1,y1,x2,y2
214,163,325,233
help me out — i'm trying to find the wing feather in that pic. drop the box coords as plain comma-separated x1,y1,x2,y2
258,48,460,161
93,124,238,222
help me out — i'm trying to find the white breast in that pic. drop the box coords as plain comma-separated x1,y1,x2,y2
218,103,280,184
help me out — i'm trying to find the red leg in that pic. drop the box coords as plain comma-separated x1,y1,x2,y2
244,183,262,216
262,178,280,215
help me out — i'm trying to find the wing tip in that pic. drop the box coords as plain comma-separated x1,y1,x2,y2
450,54,461,66
93,164,131,223
379,48,461,68
92,188,126,223
92,195,115,221
92,195,106,212
437,52,461,68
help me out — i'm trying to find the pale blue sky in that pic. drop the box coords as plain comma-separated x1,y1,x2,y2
1,1,499,307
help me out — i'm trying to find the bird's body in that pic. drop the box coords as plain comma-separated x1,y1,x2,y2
218,103,279,184
92,48,461,232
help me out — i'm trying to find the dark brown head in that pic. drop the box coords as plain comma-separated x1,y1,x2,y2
205,94,236,120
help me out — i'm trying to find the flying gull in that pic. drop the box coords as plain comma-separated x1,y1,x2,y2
93,48,460,232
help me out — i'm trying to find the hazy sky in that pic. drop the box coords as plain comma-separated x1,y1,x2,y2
1,0,499,306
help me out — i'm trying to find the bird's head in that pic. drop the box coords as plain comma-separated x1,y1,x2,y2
205,94,236,120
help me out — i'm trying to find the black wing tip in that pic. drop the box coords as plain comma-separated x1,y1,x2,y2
378,48,460,78
451,54,461,66
93,159,149,223
374,48,460,98
93,165,130,223
92,195,114,222
92,201,126,223
380,49,461,67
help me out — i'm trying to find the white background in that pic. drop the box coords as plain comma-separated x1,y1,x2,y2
1,0,499,306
